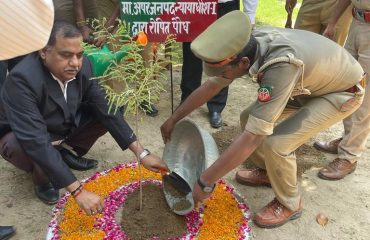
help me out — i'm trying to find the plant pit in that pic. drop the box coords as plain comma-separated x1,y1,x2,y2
118,183,187,240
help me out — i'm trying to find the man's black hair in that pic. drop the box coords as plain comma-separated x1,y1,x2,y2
46,21,82,47
229,35,257,66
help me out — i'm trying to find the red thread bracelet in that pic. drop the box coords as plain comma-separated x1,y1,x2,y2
72,187,83,199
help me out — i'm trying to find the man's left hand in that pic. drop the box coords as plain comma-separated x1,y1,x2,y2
141,154,169,173
79,25,94,44
192,181,212,209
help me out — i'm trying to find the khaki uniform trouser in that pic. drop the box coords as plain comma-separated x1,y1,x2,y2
97,0,118,19
53,0,98,24
295,0,353,46
53,0,118,24
339,19,370,161
240,91,364,211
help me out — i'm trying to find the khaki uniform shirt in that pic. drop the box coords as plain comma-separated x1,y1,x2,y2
211,27,364,136
294,0,353,46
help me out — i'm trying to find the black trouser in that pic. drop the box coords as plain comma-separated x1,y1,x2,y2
0,55,27,90
180,0,239,113
0,117,107,185
0,61,6,90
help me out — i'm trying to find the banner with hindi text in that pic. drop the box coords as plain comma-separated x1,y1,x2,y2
120,0,218,42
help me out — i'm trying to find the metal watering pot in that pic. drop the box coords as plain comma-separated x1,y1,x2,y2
162,119,219,215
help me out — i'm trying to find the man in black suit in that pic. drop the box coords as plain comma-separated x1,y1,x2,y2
0,21,168,216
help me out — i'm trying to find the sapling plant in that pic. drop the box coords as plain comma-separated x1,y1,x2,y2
84,19,178,210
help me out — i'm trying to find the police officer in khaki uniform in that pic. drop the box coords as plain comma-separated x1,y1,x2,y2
93,0,159,116
96,0,119,20
53,0,99,44
160,10,365,228
313,0,370,180
286,0,353,46
53,0,98,26
53,0,121,48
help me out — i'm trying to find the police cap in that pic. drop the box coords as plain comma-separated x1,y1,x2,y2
191,10,252,76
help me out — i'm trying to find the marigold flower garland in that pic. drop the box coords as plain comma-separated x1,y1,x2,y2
47,162,251,240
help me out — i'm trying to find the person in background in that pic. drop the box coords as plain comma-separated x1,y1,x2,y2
161,10,365,228
181,0,240,129
0,22,168,214
0,61,6,90
313,0,370,180
72,0,160,116
74,0,120,47
53,0,98,43
91,0,160,117
243,0,259,29
0,56,28,90
285,0,352,46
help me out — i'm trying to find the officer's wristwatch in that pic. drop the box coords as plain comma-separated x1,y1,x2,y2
197,178,215,193
139,149,151,162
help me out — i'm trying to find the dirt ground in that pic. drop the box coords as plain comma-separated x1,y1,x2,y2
119,184,187,240
1,65,369,240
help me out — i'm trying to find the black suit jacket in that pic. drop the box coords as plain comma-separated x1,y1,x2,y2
0,53,136,189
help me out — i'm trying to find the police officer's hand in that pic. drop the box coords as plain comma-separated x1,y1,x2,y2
160,117,175,143
79,25,94,44
192,181,212,209
323,24,335,40
75,189,104,216
285,0,297,14
93,35,108,48
141,154,169,173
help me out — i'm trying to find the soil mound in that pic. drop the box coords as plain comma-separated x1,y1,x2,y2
120,183,187,239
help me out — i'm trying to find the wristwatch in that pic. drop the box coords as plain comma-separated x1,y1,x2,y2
197,178,215,193
139,149,151,162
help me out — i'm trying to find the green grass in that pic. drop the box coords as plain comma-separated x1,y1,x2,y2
245,0,302,28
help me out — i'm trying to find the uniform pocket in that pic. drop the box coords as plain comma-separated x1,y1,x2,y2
321,92,363,113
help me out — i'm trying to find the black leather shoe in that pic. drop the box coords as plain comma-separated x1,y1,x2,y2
59,148,98,171
209,112,222,128
0,226,15,240
34,182,59,205
140,101,159,117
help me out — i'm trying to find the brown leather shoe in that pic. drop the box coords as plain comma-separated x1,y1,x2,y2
253,198,303,228
318,158,357,180
235,168,271,187
313,138,342,154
